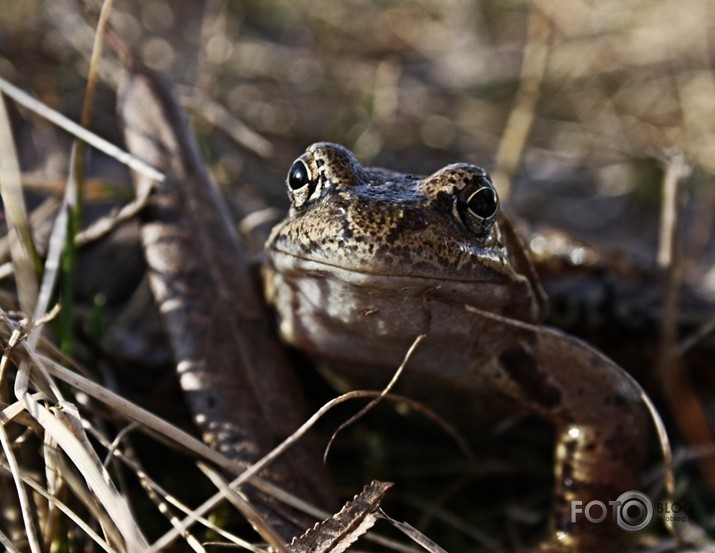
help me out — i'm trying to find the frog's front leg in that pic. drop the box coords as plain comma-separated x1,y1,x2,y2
492,326,649,551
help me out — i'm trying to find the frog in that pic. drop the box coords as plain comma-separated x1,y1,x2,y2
262,142,651,552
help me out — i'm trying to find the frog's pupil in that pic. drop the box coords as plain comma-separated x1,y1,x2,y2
288,160,310,190
468,187,498,219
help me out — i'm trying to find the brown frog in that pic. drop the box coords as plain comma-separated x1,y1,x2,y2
262,142,651,551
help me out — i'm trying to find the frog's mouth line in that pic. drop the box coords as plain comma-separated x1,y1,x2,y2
267,247,513,289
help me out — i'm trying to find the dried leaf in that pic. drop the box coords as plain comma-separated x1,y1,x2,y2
289,481,393,553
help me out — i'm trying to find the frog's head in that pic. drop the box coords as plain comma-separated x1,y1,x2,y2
263,142,544,365
267,142,517,284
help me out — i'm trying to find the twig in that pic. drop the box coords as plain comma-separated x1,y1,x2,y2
656,154,715,498
149,389,425,553
657,151,691,367
492,5,552,200
324,334,425,462
75,179,155,246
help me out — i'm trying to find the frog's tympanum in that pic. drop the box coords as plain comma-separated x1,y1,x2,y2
263,143,649,552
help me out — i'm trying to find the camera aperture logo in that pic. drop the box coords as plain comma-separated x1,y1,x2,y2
571,491,692,532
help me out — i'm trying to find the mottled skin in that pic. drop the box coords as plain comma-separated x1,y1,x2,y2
263,143,650,551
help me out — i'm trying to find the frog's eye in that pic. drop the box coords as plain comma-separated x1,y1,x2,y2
454,175,499,234
286,158,318,208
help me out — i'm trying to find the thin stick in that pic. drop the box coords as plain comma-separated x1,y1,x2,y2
657,151,690,367
0,76,164,183
149,389,424,553
656,153,715,511
324,334,425,462
492,5,552,200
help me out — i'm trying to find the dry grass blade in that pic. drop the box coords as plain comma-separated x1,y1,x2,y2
88,428,262,553
32,145,75,331
75,179,155,246
377,511,448,553
492,5,552,200
199,463,288,553
0,93,39,314
0,527,21,553
48,453,128,551
27,348,350,551
8,309,64,401
327,390,475,468
657,151,691,360
0,423,41,553
37,352,250,475
0,458,114,552
149,389,423,553
1,396,37,426
656,153,715,496
0,76,164,183
81,0,114,130
21,395,149,551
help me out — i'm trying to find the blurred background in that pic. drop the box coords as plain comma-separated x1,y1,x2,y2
1,0,715,550
2,0,714,274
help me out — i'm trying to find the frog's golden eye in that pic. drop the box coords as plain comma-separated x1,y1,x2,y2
286,158,318,208
454,175,499,234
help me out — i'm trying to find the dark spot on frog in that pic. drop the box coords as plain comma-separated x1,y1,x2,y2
500,345,562,408
299,237,322,255
434,190,453,212
340,218,354,241
399,208,430,230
